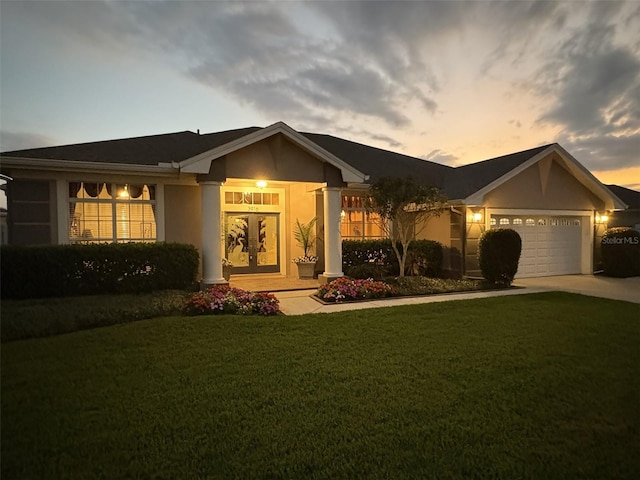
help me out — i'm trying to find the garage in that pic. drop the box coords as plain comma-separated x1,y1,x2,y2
490,214,583,277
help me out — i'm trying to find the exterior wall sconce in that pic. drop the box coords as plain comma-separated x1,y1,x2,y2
468,209,483,223
256,180,267,188
595,212,609,224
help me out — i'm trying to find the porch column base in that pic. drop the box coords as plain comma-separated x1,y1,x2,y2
318,273,344,285
200,278,229,290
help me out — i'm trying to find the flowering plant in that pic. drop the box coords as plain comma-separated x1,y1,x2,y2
292,255,318,264
184,285,280,316
316,277,396,302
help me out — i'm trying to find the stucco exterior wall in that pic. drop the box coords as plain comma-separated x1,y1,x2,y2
416,211,450,245
164,184,202,250
483,156,605,211
225,135,343,185
286,182,323,276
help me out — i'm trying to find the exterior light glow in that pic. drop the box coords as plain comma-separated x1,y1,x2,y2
472,212,482,222
256,180,267,188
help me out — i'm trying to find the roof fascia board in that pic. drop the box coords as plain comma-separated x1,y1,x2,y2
552,144,627,210
180,121,368,183
0,156,178,176
463,144,627,210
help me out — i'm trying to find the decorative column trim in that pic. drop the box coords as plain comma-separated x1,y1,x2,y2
200,181,227,287
319,186,344,283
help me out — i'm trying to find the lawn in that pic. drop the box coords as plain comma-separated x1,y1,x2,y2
2,292,639,479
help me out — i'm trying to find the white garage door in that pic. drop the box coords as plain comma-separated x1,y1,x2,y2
490,215,582,278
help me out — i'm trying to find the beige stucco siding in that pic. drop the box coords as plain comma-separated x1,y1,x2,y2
225,135,343,185
164,184,201,250
483,156,604,210
416,211,450,245
286,182,323,275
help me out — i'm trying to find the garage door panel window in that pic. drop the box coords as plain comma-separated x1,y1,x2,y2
490,214,583,278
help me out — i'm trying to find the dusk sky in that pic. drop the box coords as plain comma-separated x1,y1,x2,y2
1,0,639,196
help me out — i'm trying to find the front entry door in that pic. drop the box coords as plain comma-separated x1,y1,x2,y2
225,213,280,274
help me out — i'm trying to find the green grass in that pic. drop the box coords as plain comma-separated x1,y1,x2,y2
1,290,191,342
2,293,639,479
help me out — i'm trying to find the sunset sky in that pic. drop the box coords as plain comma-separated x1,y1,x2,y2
1,0,639,198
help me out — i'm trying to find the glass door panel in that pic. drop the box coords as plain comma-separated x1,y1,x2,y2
225,213,280,274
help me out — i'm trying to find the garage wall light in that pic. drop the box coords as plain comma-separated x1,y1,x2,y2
468,209,484,223
595,212,609,224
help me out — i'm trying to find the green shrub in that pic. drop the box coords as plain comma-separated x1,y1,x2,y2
1,290,191,342
404,239,444,277
1,243,199,299
478,229,522,286
345,262,388,280
342,239,443,277
601,227,640,278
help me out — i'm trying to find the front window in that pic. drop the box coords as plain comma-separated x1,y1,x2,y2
69,182,156,243
340,195,386,239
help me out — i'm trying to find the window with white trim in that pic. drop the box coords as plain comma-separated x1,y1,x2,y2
499,218,510,225
69,182,156,243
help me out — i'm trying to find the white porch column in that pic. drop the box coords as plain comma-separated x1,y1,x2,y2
200,181,226,286
320,186,344,282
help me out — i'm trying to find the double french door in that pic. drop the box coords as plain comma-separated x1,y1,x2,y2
225,213,280,274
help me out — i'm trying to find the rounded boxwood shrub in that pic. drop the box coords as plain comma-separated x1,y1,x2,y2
601,227,640,278
478,228,522,286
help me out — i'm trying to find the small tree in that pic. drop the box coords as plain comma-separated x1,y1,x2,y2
365,177,447,277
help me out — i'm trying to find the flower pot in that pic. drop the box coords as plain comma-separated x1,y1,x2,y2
223,266,231,281
296,261,316,279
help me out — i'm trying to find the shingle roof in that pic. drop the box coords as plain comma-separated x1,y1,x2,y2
0,125,558,201
302,132,453,186
0,127,261,165
442,144,553,200
605,184,640,209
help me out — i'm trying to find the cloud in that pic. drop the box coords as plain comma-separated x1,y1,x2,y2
421,149,459,166
530,1,640,171
0,131,58,152
559,132,640,172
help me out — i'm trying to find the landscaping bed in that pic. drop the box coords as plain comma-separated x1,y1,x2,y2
314,275,506,303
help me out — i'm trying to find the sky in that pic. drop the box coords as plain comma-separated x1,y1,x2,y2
1,0,639,204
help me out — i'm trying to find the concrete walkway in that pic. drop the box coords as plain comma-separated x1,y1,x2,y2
274,275,639,316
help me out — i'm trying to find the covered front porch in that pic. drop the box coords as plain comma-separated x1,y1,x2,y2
178,122,369,288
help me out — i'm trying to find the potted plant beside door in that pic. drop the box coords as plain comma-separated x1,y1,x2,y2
292,217,318,279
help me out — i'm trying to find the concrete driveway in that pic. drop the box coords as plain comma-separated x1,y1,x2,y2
515,275,640,304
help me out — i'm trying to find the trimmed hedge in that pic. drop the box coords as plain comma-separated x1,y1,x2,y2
478,229,522,286
342,239,443,277
601,227,640,278
1,242,199,299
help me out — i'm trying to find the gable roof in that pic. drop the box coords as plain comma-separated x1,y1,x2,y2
0,123,626,209
443,144,552,200
178,122,369,183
